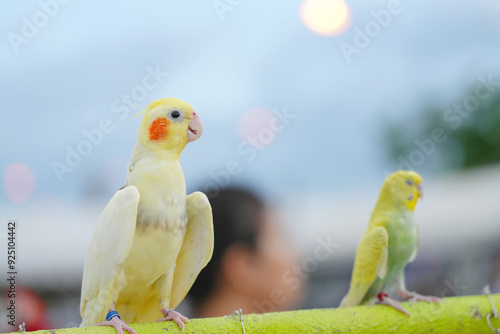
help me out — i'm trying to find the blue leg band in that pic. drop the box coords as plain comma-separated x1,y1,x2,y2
106,310,121,321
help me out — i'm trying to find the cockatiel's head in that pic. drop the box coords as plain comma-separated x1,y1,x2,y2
137,98,203,155
382,170,424,211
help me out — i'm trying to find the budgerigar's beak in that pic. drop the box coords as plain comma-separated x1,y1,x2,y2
417,183,424,199
187,112,203,142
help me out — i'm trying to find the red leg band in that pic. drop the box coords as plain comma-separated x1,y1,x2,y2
377,292,388,301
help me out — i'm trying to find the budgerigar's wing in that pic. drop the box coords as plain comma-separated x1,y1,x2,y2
408,226,419,263
340,225,388,307
170,191,213,308
80,186,140,327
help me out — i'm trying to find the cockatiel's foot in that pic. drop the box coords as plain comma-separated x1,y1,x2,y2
96,316,137,334
156,308,190,331
399,290,443,304
376,292,410,316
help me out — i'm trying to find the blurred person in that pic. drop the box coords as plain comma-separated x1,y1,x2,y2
188,187,303,317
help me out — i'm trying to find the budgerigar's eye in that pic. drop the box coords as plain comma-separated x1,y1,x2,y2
171,111,180,118
406,179,414,186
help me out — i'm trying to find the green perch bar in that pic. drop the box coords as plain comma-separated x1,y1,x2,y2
13,294,500,334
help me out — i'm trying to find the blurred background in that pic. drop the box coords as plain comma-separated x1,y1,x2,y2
1,0,500,330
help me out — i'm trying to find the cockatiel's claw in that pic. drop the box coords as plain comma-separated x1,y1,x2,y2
96,316,137,334
376,294,410,316
156,309,190,331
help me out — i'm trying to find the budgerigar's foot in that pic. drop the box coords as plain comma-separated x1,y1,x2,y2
156,308,190,331
376,292,410,316
96,316,137,334
399,290,443,304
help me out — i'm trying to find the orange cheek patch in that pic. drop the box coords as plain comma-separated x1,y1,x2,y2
149,118,169,141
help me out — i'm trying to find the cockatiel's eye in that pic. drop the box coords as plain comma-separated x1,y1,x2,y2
406,179,414,186
167,110,184,122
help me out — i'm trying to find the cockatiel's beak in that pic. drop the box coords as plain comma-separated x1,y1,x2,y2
417,183,424,199
187,112,203,142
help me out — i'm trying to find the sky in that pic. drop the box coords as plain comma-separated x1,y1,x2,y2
1,0,500,229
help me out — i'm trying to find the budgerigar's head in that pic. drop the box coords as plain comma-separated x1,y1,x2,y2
383,170,424,211
138,98,203,154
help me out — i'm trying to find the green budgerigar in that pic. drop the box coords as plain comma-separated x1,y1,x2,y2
339,170,441,315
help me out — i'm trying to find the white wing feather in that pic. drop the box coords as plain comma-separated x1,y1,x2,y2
80,186,140,327
170,191,213,308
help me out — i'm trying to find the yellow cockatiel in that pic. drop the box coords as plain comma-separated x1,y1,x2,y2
340,170,440,315
80,98,213,333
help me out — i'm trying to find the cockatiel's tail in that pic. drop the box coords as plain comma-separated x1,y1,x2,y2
80,98,213,333
339,170,438,314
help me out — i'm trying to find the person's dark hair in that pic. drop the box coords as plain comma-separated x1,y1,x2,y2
188,187,265,305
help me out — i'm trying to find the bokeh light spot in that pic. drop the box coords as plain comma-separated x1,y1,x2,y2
300,0,351,36
4,163,36,203
238,108,277,148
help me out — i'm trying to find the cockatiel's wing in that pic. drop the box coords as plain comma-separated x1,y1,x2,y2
340,224,388,307
170,191,213,309
80,186,140,327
